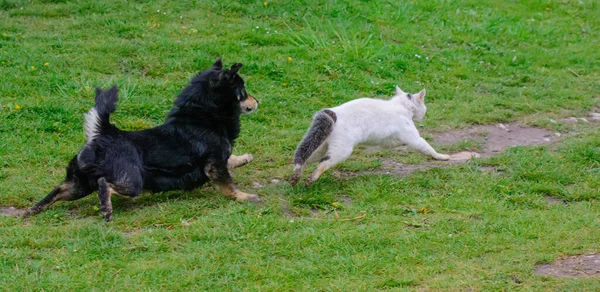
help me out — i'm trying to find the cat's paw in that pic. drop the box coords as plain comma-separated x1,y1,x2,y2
435,154,451,160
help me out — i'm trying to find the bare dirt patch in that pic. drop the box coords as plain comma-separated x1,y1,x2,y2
336,195,352,206
0,207,27,217
544,196,568,206
337,115,599,178
535,254,600,277
432,122,556,158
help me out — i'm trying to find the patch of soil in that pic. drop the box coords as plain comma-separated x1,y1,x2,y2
336,195,352,206
0,207,27,217
335,151,479,177
281,206,299,218
478,166,503,174
535,254,600,277
544,196,568,206
432,122,555,158
338,116,599,178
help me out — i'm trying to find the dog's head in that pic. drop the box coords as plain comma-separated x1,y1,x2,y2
173,58,259,115
204,58,259,114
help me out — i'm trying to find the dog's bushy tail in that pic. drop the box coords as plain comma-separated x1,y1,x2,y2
290,109,337,185
84,86,118,141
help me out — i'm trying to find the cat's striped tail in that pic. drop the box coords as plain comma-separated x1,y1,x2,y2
290,109,337,186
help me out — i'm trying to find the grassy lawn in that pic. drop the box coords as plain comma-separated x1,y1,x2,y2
1,0,599,290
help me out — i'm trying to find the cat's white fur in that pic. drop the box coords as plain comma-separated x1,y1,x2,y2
294,86,449,185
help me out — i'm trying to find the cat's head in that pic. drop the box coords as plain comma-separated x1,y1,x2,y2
395,86,427,121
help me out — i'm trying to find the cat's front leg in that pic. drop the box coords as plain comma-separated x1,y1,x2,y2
406,137,449,160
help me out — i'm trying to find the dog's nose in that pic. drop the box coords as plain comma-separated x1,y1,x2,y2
246,107,253,112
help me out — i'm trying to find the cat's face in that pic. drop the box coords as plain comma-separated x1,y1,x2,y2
396,86,427,121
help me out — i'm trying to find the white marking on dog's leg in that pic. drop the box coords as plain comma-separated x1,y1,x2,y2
227,154,253,169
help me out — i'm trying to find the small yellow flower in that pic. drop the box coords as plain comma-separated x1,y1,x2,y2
545,7,550,11
263,1,268,7
30,65,35,69
332,202,339,208
44,62,49,66
85,85,91,91
265,15,269,19
15,105,21,110
2,33,7,37
1,61,4,65
283,82,288,87
287,57,292,62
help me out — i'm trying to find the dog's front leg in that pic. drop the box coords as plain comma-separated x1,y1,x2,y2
205,161,261,202
227,154,254,169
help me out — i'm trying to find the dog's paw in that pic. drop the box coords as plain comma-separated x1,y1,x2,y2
235,191,262,203
22,207,41,218
245,194,262,203
240,153,254,164
102,211,113,222
228,154,254,169
100,207,113,222
22,209,33,218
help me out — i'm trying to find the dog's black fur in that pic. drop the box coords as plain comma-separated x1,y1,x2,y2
24,58,260,221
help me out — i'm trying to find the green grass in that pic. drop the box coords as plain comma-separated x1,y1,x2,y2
1,0,600,290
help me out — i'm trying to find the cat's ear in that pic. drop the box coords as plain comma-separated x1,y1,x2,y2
395,85,405,95
415,89,426,103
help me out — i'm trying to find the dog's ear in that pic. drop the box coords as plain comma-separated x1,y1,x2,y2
230,63,242,75
212,57,223,70
217,63,243,82
218,69,232,82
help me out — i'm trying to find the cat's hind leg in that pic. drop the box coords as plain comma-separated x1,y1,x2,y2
291,144,328,186
307,143,353,186
405,137,449,160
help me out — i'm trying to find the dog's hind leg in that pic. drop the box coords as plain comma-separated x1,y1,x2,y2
23,181,90,217
97,171,142,222
227,154,254,169
206,161,261,202
97,178,114,222
24,157,94,218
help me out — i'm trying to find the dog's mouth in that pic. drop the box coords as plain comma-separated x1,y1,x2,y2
240,95,259,114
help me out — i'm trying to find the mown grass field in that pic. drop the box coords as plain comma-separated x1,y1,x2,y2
1,0,599,290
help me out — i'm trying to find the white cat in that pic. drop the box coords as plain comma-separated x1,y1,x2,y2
290,86,450,186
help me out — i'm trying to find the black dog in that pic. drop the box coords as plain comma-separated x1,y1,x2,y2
24,58,260,221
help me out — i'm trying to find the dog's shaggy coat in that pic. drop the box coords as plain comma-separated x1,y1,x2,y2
25,58,259,221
